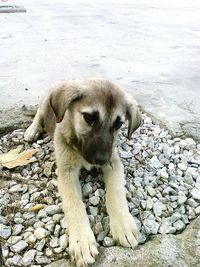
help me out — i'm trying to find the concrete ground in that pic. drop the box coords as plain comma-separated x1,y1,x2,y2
1,0,200,140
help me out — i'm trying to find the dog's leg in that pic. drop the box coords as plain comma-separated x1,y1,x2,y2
24,107,44,142
102,150,140,249
55,143,98,267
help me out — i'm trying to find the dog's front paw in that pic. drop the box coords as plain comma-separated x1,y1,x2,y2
69,230,99,267
24,124,42,142
110,213,139,249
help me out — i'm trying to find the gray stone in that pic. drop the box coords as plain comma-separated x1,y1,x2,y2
12,224,23,235
186,198,198,207
36,256,51,264
7,235,22,245
50,237,59,248
149,156,163,169
143,216,160,235
11,240,28,252
22,249,36,266
9,184,23,193
178,163,187,171
59,234,68,249
0,224,11,239
34,227,49,240
103,237,115,247
88,206,98,216
83,183,93,197
173,220,186,232
195,206,200,215
89,196,100,206
185,138,196,149
159,218,176,234
177,192,187,205
190,188,200,200
153,202,166,217
44,205,61,215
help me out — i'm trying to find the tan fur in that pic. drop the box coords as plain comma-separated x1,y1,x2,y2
24,79,142,267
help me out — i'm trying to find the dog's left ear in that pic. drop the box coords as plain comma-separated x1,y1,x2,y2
49,82,85,123
125,96,142,139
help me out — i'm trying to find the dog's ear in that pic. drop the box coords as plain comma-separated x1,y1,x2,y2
49,83,85,123
125,96,142,139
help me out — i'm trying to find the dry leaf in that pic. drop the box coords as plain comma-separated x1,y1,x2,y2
28,204,45,212
0,147,38,169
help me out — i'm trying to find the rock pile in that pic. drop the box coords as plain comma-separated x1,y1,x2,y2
0,114,199,266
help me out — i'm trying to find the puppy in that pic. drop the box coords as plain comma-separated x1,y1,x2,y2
24,79,142,267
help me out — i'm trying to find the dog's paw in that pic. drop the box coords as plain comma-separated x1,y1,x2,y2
69,231,99,267
24,124,42,142
110,213,140,249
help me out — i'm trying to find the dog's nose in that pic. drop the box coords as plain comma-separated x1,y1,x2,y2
95,155,108,166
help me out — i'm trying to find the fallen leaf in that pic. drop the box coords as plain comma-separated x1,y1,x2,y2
28,204,45,213
0,147,38,169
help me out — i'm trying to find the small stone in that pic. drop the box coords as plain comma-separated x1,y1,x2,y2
133,143,142,155
0,224,11,239
11,240,28,252
185,138,196,149
195,206,200,215
11,255,22,266
153,202,166,217
9,184,23,193
95,189,105,197
35,239,46,251
22,249,36,266
34,227,49,240
179,140,187,148
143,216,160,235
173,220,185,231
94,222,103,235
89,196,100,206
174,144,180,154
44,205,61,215
177,192,187,205
178,163,187,171
59,234,68,249
162,144,173,159
186,198,198,207
88,206,98,216
170,213,182,224
190,188,200,200
53,214,64,223
160,171,169,180
36,256,51,264
103,236,115,247
50,237,59,248
12,224,23,235
83,183,93,197
159,218,176,234
97,231,106,242
184,174,194,185
147,187,157,197
149,156,163,169
119,150,132,159
54,224,61,237
7,235,22,245
26,233,37,244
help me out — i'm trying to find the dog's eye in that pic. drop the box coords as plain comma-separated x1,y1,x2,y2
114,116,123,130
82,112,97,126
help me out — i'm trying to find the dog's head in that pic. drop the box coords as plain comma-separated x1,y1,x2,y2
50,80,142,166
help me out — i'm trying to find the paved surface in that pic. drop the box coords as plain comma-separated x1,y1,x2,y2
0,0,200,140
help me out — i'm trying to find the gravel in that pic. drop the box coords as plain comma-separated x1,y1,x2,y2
0,113,200,266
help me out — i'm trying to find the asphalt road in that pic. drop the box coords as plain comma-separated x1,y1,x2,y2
0,0,200,140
